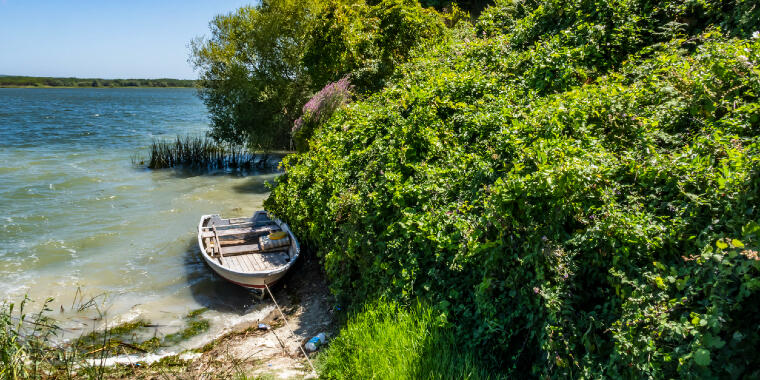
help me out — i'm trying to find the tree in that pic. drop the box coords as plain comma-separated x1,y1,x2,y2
190,0,323,150
303,0,447,94
192,0,449,150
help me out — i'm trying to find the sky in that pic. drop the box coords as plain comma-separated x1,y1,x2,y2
0,0,255,79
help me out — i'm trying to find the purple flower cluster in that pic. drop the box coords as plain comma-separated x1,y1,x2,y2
293,77,353,133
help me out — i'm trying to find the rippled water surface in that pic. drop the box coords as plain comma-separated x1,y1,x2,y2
0,88,278,350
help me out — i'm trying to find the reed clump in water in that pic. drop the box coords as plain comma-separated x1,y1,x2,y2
135,135,276,170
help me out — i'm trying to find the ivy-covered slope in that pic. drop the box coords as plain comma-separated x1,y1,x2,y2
266,0,760,376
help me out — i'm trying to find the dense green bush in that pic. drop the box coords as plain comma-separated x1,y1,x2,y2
267,0,760,376
303,0,447,94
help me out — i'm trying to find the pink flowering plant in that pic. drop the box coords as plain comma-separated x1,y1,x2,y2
292,77,353,152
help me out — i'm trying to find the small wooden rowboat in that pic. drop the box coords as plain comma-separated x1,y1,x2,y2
197,211,300,289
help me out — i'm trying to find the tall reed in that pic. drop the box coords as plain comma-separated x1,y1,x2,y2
134,135,278,170
0,296,200,379
1,297,70,379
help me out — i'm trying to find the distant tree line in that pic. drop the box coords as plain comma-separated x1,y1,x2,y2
0,76,195,88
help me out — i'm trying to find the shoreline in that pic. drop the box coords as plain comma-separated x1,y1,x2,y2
0,86,195,89
97,257,334,379
0,257,333,379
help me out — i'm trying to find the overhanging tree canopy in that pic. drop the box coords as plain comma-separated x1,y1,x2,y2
190,0,323,150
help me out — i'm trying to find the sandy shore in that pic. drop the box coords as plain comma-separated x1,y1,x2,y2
107,257,335,379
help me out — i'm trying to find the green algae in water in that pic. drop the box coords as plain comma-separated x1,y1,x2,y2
75,319,162,354
75,308,211,355
164,308,211,345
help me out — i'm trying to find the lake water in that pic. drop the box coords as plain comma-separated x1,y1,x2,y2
0,88,279,353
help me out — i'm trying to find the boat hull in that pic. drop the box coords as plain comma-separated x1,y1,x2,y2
205,266,286,289
197,211,300,289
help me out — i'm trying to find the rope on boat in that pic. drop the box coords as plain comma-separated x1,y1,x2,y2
264,284,317,376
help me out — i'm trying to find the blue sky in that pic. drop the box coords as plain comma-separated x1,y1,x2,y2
0,0,254,79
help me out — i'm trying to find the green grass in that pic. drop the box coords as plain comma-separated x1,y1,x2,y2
317,300,504,379
0,297,58,379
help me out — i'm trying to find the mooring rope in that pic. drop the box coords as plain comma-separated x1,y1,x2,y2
264,284,317,376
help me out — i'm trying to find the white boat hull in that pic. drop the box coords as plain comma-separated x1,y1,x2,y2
197,211,300,289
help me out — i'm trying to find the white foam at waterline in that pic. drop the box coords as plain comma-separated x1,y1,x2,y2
88,351,201,367
86,351,181,367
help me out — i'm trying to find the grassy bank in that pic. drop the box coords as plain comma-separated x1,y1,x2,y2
317,300,500,379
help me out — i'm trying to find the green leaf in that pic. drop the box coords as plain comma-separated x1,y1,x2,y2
743,221,760,239
705,334,726,349
694,348,711,366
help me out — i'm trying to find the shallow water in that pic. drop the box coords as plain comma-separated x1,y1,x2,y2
0,88,278,350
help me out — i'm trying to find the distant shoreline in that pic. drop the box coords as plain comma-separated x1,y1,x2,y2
0,85,195,89
0,76,195,88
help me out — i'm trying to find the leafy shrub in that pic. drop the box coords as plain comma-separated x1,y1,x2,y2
267,0,760,376
475,0,760,96
303,0,447,94
292,78,353,152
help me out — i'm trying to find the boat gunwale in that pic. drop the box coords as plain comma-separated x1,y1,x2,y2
196,211,300,280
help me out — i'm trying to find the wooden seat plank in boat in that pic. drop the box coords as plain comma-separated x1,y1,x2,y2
220,243,261,256
218,236,290,256
209,212,274,228
200,225,280,239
